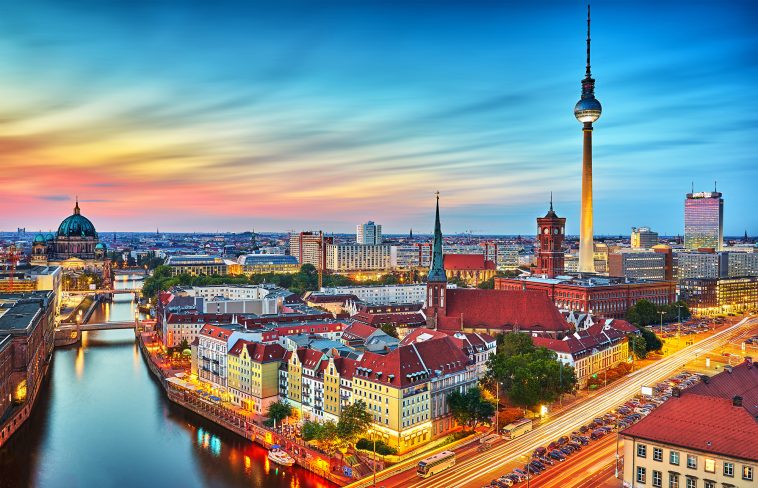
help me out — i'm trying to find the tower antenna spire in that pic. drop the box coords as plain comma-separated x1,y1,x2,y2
586,3,592,78
550,192,553,211
714,180,717,192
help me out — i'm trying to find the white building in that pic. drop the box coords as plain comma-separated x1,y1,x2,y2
325,243,393,272
357,221,382,245
320,283,428,304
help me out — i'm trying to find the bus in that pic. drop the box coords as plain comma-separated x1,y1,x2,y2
417,450,456,478
478,434,501,451
501,418,533,440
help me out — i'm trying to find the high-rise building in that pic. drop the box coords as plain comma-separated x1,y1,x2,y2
608,250,670,281
535,197,566,278
631,227,658,249
684,190,724,251
356,221,382,245
288,231,333,270
324,243,392,272
574,6,602,273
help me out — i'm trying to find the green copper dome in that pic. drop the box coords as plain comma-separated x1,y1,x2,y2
95,242,106,250
33,234,46,243
57,200,98,238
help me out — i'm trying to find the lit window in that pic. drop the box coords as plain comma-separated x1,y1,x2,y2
743,465,754,481
704,458,715,473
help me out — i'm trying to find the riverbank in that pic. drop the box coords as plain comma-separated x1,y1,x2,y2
137,331,348,486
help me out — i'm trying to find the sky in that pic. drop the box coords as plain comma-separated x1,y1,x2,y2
0,0,756,235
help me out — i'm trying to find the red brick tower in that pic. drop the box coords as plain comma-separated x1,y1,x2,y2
536,195,566,278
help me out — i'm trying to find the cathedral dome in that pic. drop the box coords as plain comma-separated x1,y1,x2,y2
57,200,98,238
33,234,46,243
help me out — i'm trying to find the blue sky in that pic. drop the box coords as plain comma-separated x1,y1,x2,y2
0,0,756,235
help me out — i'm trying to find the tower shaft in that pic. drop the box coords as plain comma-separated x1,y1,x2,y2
579,123,595,272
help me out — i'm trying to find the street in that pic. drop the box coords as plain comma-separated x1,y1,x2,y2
373,315,757,488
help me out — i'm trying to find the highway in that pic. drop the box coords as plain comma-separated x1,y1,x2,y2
377,315,756,488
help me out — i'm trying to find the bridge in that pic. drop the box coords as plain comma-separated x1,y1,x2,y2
64,289,142,295
79,321,137,331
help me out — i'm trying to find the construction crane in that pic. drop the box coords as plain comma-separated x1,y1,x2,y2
1,245,21,292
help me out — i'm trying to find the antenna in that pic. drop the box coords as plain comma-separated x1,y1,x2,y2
714,180,717,192
691,181,694,194
550,192,554,211
585,4,592,77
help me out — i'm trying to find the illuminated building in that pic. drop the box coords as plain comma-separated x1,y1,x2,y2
535,197,566,278
680,276,758,316
621,360,758,488
227,340,287,416
574,6,602,273
0,291,55,448
608,249,671,281
495,275,675,319
164,255,228,276
426,196,572,336
289,231,332,270
30,199,108,271
324,243,393,272
443,254,496,286
631,227,659,249
322,356,357,422
684,190,724,251
319,284,428,305
356,221,382,245
235,254,299,275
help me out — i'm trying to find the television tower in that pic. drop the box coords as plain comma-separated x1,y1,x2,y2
574,4,602,273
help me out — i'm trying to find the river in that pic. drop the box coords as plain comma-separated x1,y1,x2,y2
0,275,334,488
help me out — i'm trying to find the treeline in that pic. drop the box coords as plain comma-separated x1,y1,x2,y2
142,263,407,299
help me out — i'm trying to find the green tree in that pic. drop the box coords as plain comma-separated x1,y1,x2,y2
336,400,372,445
628,334,647,360
640,328,663,352
447,386,496,430
477,277,495,289
447,276,468,287
301,420,323,441
496,332,535,358
626,299,658,326
266,401,293,426
379,323,399,339
179,338,190,351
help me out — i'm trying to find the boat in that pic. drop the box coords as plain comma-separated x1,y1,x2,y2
268,446,295,467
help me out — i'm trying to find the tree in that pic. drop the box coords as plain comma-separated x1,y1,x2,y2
337,400,372,445
266,401,293,426
302,420,323,441
640,328,663,352
628,334,647,360
477,277,495,289
447,387,496,430
447,276,468,288
379,323,399,339
626,299,658,327
496,332,535,358
179,338,190,351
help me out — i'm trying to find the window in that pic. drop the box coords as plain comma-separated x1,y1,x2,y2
653,470,662,487
704,458,715,473
638,444,647,458
724,462,734,477
743,465,754,480
703,481,714,488
669,473,679,488
670,451,680,465
685,478,696,488
637,467,646,483
687,454,697,469
653,447,663,462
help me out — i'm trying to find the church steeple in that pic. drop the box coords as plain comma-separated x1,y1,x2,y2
427,192,446,283
74,196,80,215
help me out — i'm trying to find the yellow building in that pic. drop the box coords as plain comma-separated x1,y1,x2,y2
227,340,287,416
323,356,357,422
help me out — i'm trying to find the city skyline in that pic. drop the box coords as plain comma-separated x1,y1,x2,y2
1,1,756,234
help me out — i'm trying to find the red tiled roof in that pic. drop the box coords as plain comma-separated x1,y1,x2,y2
332,356,357,380
248,342,287,363
621,394,758,462
199,323,234,340
443,254,496,271
437,289,571,334
687,361,758,417
295,348,327,370
400,327,448,346
342,322,380,340
355,337,469,388
228,339,251,356
306,294,358,304
532,336,572,353
352,312,426,327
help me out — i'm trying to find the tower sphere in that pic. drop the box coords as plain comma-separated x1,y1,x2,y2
574,97,602,123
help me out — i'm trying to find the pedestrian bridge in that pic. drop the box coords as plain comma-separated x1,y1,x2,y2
78,321,136,331
65,289,141,295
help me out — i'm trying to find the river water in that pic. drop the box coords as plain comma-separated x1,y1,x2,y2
0,275,333,488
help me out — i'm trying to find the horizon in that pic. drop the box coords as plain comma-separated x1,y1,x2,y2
1,1,756,234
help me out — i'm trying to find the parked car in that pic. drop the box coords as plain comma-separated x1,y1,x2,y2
533,446,547,457
549,450,566,461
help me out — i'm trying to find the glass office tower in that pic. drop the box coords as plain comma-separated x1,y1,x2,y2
684,191,723,251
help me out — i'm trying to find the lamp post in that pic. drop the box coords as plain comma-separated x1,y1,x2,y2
495,382,500,435
658,311,665,336
521,454,531,488
614,419,621,478
372,430,377,488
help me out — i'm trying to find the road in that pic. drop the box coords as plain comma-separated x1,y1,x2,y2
528,435,621,488
376,315,756,488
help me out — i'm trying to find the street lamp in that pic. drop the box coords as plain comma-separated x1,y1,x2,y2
615,419,621,478
520,454,531,488
658,311,666,336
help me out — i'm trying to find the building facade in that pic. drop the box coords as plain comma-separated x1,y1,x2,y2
165,255,228,276
443,254,496,286
325,243,393,272
684,191,724,251
608,250,670,281
631,227,659,249
357,221,382,245
535,201,566,278
289,232,332,270
236,254,300,275
227,340,287,416
680,276,758,316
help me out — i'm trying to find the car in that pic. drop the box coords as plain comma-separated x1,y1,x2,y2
549,450,566,461
513,468,528,480
532,460,546,470
590,429,606,440
579,425,589,433
536,455,554,466
504,474,521,484
533,446,547,457
547,441,558,450
567,442,582,451
528,461,544,473
497,477,514,486
571,435,589,445
559,447,574,456
557,436,570,446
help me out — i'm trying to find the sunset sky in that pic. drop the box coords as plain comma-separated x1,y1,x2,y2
1,1,756,235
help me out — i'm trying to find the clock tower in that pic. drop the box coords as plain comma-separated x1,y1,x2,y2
536,194,566,278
